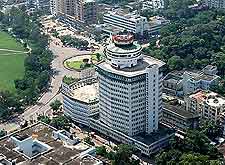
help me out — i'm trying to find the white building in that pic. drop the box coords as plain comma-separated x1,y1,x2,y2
182,71,219,95
97,34,165,136
62,34,175,156
103,10,149,35
163,66,220,96
185,90,225,123
204,0,225,9
142,0,164,10
62,77,99,126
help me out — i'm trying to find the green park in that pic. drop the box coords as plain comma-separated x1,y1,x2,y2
0,31,26,92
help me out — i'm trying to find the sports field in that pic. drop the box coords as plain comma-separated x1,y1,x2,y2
0,31,26,92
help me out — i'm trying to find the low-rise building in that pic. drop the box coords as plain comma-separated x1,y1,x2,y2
0,122,102,165
163,66,220,96
185,90,225,123
162,103,200,132
62,77,99,126
148,16,170,35
204,0,225,9
163,72,183,96
103,9,149,35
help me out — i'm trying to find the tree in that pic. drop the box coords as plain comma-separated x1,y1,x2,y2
155,128,224,164
50,116,71,130
50,99,62,111
0,130,6,138
96,53,101,61
199,120,223,141
38,115,51,124
84,136,95,146
112,144,136,165
96,146,107,156
167,56,184,70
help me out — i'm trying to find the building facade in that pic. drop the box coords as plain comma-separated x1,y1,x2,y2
97,34,165,136
162,103,200,132
103,10,149,35
163,66,220,96
62,34,175,156
62,77,99,126
185,90,225,123
204,0,225,9
50,0,97,24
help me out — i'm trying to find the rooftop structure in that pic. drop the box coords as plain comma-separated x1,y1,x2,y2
185,90,225,123
162,102,200,132
0,123,101,165
163,67,220,96
62,77,99,126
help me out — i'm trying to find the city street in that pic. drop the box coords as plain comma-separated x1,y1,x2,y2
20,40,91,121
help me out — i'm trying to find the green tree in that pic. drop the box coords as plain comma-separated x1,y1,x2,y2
38,115,51,124
167,56,184,70
84,136,95,146
50,99,62,111
0,130,6,138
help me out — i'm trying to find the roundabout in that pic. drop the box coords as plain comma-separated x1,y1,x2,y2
63,54,101,71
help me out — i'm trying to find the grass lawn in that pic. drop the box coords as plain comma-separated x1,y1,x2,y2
0,31,25,51
65,61,83,69
0,31,26,92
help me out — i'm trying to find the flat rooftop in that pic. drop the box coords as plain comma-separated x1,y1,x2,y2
97,56,165,77
104,10,146,21
163,103,199,119
133,124,175,145
0,123,96,165
72,83,98,103
189,90,225,107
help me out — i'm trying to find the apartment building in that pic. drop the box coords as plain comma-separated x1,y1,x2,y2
50,0,97,24
185,90,225,123
0,122,103,165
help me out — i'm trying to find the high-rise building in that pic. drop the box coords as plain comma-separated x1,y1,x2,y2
204,0,225,9
62,34,175,155
50,0,97,24
97,34,165,136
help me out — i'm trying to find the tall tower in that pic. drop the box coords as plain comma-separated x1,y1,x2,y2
97,34,165,136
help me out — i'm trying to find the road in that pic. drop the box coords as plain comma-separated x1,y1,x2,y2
21,41,91,121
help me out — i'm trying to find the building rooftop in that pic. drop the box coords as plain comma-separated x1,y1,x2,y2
163,103,199,119
184,71,218,81
97,56,165,77
189,90,225,107
104,9,147,22
164,73,183,84
166,69,219,82
133,124,175,145
84,0,95,3
102,24,124,33
72,83,98,103
0,123,100,165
